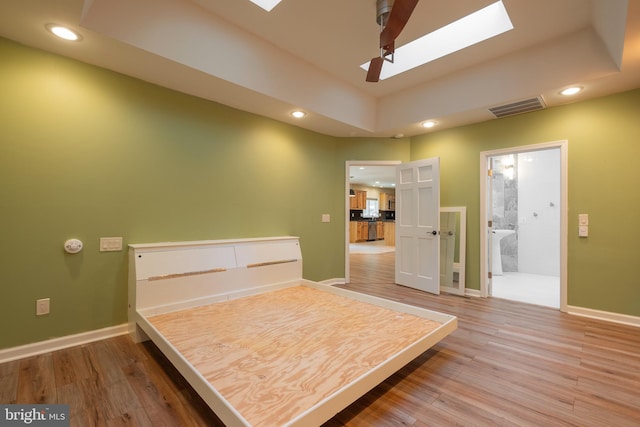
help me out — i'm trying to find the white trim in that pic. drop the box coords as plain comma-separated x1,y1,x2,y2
0,323,128,364
479,140,568,311
319,278,346,286
465,288,482,298
440,206,466,296
568,305,640,328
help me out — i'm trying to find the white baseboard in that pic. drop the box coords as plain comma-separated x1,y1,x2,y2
465,288,482,298
319,278,346,286
567,305,640,328
0,324,129,364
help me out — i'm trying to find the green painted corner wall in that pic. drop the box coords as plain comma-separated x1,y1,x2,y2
411,89,640,316
0,38,410,349
1,35,639,349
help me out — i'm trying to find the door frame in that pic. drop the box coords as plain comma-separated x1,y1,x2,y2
345,160,400,284
479,140,568,311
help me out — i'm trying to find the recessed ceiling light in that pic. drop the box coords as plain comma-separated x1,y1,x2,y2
421,120,437,128
560,86,583,96
361,1,513,80
248,0,282,12
46,24,81,41
291,110,306,119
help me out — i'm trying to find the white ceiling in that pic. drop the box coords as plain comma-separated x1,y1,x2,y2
1,0,639,137
349,165,397,188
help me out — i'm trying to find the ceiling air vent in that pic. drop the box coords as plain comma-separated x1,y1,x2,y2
489,96,546,118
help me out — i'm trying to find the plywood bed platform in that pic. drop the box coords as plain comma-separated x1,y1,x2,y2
128,237,457,427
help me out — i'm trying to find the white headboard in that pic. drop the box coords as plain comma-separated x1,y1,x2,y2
128,236,302,340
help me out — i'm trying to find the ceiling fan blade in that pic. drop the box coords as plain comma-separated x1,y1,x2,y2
380,0,419,49
366,56,384,82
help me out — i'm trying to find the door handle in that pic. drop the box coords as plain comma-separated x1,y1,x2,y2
431,230,438,235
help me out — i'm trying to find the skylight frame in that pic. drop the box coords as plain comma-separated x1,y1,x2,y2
248,0,282,12
361,0,514,80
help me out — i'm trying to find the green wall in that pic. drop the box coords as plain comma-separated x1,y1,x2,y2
1,36,639,350
0,38,408,349
411,89,640,316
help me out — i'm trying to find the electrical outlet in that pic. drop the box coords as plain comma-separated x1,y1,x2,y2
100,237,123,252
36,298,50,316
578,225,589,237
322,214,331,223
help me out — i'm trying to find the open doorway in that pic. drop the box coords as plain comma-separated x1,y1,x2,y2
345,161,399,284
480,141,568,310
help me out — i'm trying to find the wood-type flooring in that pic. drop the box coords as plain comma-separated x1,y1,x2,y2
1,251,639,426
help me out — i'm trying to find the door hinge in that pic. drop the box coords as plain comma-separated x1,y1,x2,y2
488,169,493,177
488,272,492,279
488,220,493,228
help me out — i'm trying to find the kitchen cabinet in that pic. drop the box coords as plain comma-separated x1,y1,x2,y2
380,193,395,211
349,221,370,242
349,222,358,243
350,190,367,210
384,222,395,246
358,221,369,241
376,221,384,240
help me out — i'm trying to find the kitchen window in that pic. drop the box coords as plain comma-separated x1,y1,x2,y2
363,199,379,218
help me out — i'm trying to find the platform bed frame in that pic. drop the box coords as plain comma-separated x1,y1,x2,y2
128,236,457,427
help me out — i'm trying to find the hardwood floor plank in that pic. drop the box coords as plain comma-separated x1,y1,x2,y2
136,341,224,426
0,359,19,403
16,353,56,404
430,390,511,427
105,407,154,427
576,376,640,413
573,394,640,427
53,345,91,387
57,379,110,426
123,360,197,426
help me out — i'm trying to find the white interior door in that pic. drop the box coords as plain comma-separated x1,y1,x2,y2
395,158,440,294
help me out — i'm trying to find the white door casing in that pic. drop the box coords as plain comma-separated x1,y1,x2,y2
479,140,568,310
395,158,440,294
439,210,456,289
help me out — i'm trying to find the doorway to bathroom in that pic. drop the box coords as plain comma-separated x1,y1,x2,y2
480,141,568,310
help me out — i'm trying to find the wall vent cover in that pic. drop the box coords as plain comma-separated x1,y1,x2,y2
489,96,546,118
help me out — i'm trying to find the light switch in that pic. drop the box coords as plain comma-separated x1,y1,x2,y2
578,214,589,226
321,214,330,223
100,237,123,252
578,225,589,237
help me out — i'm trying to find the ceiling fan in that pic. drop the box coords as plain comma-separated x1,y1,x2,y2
366,0,419,82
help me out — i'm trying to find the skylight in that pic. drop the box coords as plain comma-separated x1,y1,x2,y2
248,0,282,12
361,0,513,80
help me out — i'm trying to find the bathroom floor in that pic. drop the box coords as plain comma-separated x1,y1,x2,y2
492,272,560,308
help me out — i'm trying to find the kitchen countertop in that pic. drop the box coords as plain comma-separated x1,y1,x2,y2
350,219,394,222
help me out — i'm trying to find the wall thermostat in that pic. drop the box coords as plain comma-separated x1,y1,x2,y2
64,239,83,254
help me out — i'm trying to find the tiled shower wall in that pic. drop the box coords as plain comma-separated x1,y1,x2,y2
492,157,518,272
